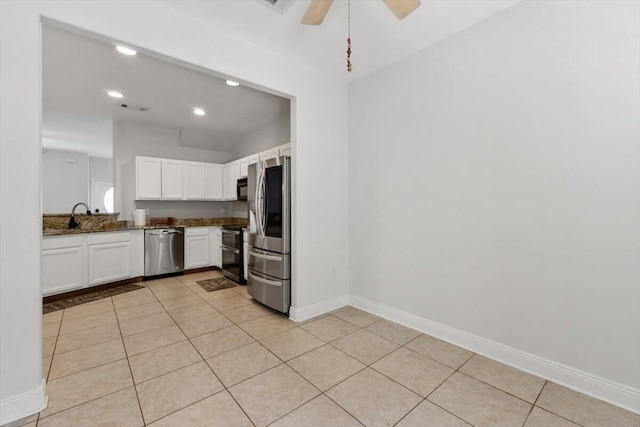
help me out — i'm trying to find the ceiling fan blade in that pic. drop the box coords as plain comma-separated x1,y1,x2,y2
383,0,421,20
301,0,334,25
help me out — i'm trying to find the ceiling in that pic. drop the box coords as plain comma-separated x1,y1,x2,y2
42,25,291,158
158,0,520,81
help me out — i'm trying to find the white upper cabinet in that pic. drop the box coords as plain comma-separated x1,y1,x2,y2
279,143,292,157
161,159,184,199
223,161,240,201
184,161,205,200
135,156,162,200
134,145,290,203
205,163,224,200
239,157,250,178
260,148,279,161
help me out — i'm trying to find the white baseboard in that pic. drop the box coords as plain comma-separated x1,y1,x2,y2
349,295,640,415
289,294,350,322
0,378,47,426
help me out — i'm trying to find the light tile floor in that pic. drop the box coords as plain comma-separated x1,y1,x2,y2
11,270,640,426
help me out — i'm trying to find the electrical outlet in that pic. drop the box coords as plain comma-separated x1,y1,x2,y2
332,267,336,279
169,209,175,215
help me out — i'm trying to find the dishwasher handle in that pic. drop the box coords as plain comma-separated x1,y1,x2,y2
146,229,182,236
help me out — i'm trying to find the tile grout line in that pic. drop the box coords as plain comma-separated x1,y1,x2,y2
37,301,134,423
35,273,215,424
528,382,587,427
297,310,475,426
37,308,65,425
520,379,548,427
162,296,258,427
110,296,148,426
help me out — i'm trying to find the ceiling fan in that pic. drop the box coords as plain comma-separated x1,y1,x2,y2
301,0,421,25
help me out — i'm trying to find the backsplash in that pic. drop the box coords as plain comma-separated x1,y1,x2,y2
43,213,122,232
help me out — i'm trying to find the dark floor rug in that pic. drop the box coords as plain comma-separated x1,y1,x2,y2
42,283,145,314
197,277,238,292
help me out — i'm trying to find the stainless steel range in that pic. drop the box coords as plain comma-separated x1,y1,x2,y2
247,155,291,313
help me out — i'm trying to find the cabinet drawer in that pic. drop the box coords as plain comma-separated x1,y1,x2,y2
43,236,84,250
87,232,130,245
185,227,209,237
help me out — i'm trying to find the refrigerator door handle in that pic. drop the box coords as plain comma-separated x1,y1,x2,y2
257,164,267,239
255,165,263,239
249,272,282,287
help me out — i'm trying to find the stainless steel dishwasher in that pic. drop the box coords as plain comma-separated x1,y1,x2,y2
144,228,184,278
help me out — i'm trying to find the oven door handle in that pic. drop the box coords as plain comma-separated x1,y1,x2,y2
222,229,240,235
249,272,282,287
249,250,283,262
220,246,239,254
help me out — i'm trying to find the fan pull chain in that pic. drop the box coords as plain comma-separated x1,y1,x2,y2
347,0,352,72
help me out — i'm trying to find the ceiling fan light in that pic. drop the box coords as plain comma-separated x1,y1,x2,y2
116,45,137,56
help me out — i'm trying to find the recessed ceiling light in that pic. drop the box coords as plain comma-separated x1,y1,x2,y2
116,45,137,56
193,108,206,116
107,91,124,98
226,80,240,87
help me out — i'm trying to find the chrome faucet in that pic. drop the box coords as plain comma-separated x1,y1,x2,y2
69,203,92,229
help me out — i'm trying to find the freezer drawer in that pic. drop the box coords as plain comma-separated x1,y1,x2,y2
248,247,290,280
247,269,290,314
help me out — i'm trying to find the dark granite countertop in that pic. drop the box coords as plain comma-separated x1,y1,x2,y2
43,217,248,237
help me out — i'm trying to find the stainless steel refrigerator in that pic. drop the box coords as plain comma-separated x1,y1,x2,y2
247,156,291,313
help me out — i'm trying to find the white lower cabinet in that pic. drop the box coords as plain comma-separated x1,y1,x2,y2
185,227,210,269
42,231,144,296
42,236,85,296
210,227,222,268
87,233,132,286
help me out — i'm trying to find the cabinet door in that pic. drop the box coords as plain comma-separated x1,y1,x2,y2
209,227,222,268
88,241,132,286
205,164,224,200
184,161,205,199
161,159,184,199
260,148,279,161
135,156,162,200
185,233,210,269
223,162,239,201
42,246,84,296
239,158,250,178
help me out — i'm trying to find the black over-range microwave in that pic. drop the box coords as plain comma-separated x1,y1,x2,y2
237,177,248,201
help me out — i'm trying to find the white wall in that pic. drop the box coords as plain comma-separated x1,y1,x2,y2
0,1,349,423
89,156,112,181
0,3,46,423
113,121,236,220
231,112,291,159
349,0,639,411
42,149,89,213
